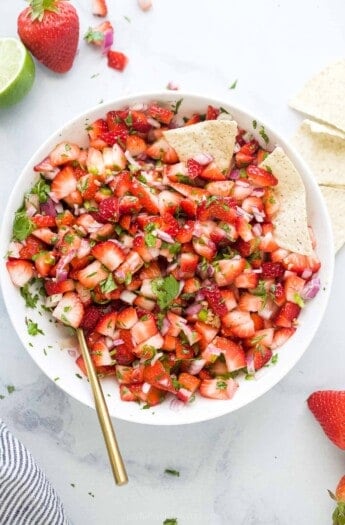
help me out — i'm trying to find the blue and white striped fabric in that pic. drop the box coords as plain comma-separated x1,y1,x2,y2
0,420,71,525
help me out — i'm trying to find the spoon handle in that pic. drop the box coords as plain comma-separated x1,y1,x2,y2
76,328,128,486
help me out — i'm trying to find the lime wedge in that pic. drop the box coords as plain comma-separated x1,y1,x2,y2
0,37,35,108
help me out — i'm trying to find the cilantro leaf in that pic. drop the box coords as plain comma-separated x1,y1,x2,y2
13,211,34,241
163,519,178,525
151,275,180,310
20,283,39,309
229,79,238,89
25,318,44,336
259,125,269,144
100,274,117,294
164,469,180,477
171,98,183,115
30,178,51,203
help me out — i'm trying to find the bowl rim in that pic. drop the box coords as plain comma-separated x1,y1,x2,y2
0,90,335,425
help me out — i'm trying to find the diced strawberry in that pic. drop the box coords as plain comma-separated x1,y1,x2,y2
214,257,246,287
221,309,255,338
77,260,109,289
7,259,35,287
194,321,219,349
246,165,278,187
87,118,108,141
107,50,128,71
213,337,246,372
238,292,264,312
183,277,200,294
125,135,147,156
95,311,118,338
146,138,179,164
49,143,80,167
284,275,306,304
259,230,279,252
261,261,284,279
175,339,194,360
157,190,182,216
34,251,56,277
200,162,227,181
263,188,279,219
92,0,108,16
205,105,220,120
131,315,158,345
110,170,132,198
44,278,75,296
205,180,234,197
51,166,77,200
129,180,159,214
199,378,238,400
271,327,296,349
119,384,138,402
133,333,164,359
197,196,237,223
272,281,285,306
238,140,259,156
52,292,84,328
235,152,255,167
192,237,216,261
168,181,210,203
234,271,259,289
143,360,176,393
146,386,166,406
162,334,177,351
92,196,119,223
186,158,203,179
116,307,138,329
131,110,152,133
274,302,301,328
114,251,144,283
84,21,113,47
177,252,199,279
31,228,57,245
249,346,273,370
116,365,144,385
178,372,201,392
91,240,125,271
19,235,44,259
202,284,228,316
31,215,56,229
80,304,102,331
147,104,174,125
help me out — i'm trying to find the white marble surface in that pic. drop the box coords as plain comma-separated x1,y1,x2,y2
1,1,345,523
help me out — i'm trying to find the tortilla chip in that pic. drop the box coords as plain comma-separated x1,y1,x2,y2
163,120,237,171
259,147,314,256
289,60,345,132
319,185,345,253
291,120,345,186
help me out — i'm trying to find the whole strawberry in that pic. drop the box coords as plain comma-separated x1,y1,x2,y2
18,0,79,73
329,475,345,525
307,390,345,449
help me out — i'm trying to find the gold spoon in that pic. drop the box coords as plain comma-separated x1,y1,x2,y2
76,328,128,486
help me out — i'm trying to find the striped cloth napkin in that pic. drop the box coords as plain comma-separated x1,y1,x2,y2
0,420,71,525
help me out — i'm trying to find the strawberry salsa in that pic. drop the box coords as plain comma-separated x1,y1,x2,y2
6,101,321,408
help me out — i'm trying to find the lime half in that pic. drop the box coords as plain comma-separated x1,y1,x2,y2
0,37,35,108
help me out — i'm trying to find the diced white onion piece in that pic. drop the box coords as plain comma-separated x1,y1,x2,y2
120,290,137,304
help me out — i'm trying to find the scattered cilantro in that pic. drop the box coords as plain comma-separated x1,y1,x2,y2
76,373,83,379
90,73,100,79
151,275,180,310
293,293,305,308
219,107,229,114
229,79,238,89
54,377,60,382
163,519,178,525
165,469,180,477
144,232,157,248
84,28,103,43
20,283,39,309
123,15,131,22
100,273,117,294
216,379,227,390
88,492,95,498
171,98,183,115
25,318,44,336
259,125,269,144
245,374,255,380
13,211,34,241
6,385,15,394
70,483,75,488
141,404,150,410
124,114,133,127
198,309,208,322
252,120,257,129
271,354,279,365
30,178,50,203
0,395,5,400
124,272,132,286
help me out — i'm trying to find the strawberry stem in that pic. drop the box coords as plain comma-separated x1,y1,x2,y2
28,0,60,22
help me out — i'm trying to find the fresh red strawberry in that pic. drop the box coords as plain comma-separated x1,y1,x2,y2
51,166,77,199
271,327,295,349
194,321,219,349
147,104,174,125
91,240,125,271
114,251,144,283
130,111,151,133
19,235,44,259
197,197,237,223
92,196,119,223
272,282,285,306
134,333,164,359
91,338,113,367
246,165,278,187
200,163,227,181
205,105,220,120
129,181,159,214
214,257,246,287
95,311,118,338
168,182,209,203
261,261,284,279
212,337,246,372
176,252,199,279
116,307,138,329
6,259,35,287
131,315,158,344
115,365,144,385
235,152,255,167
44,278,75,296
31,215,56,228
238,140,259,156
100,123,129,145
126,135,147,156
221,309,255,338
107,50,128,71
92,0,108,16
274,301,301,328
34,251,56,277
330,475,345,525
146,138,179,164
17,0,79,73
87,118,108,141
234,271,259,289
80,304,102,331
157,190,182,216
250,346,273,370
238,293,264,312
202,284,228,316
205,180,234,197
109,170,132,197
77,260,109,289
187,159,203,179
143,360,176,393
52,292,84,328
284,275,306,303
199,378,238,400
307,391,345,450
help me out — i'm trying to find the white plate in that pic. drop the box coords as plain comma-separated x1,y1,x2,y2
0,92,334,425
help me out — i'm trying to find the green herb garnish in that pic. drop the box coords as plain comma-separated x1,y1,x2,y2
259,125,269,144
229,79,238,89
20,283,39,308
100,273,117,294
25,318,44,336
151,275,180,310
165,469,180,477
31,178,51,203
13,211,34,241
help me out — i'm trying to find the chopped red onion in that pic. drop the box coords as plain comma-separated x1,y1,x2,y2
40,198,57,217
195,290,205,302
48,191,59,203
169,115,185,129
233,143,241,153
236,179,250,188
301,277,321,300
68,349,77,358
160,317,170,336
229,169,240,180
301,269,313,280
150,352,163,366
142,382,151,394
125,150,141,168
147,117,161,128
252,207,265,223
55,203,64,213
251,188,265,198
130,102,147,111
187,358,206,375
120,290,137,304
236,206,253,221
169,397,185,412
56,249,77,282
192,153,213,166
101,27,114,55
185,303,203,316
155,229,175,243
8,241,22,258
252,223,262,237
246,351,256,376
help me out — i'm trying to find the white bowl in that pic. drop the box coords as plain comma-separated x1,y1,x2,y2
0,92,334,425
